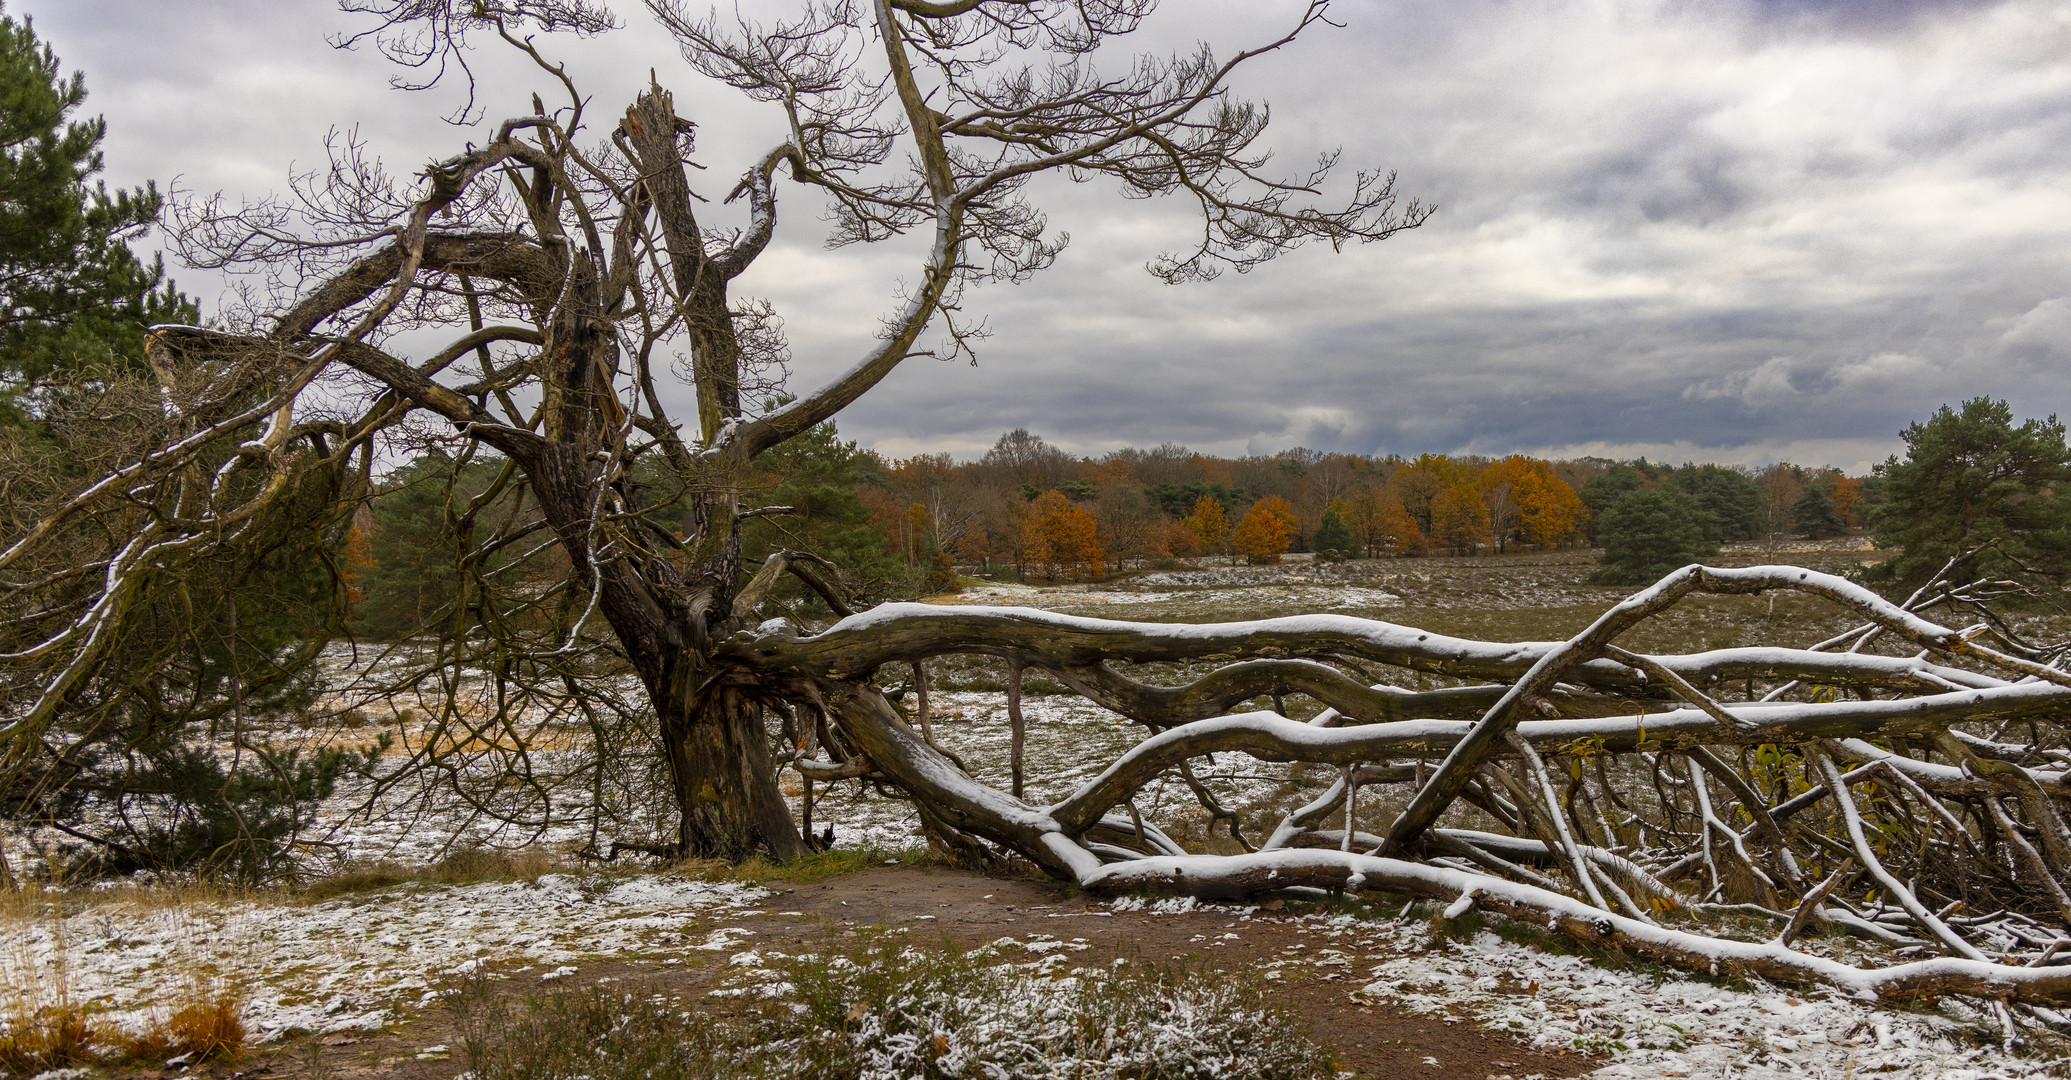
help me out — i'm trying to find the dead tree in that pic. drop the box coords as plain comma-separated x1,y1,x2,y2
0,0,1424,864
750,564,2071,1019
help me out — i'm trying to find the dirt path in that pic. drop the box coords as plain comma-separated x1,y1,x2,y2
200,866,1596,1080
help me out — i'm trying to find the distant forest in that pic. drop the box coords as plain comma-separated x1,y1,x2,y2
349,427,1871,637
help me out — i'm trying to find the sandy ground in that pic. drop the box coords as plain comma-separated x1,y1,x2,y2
7,864,2055,1080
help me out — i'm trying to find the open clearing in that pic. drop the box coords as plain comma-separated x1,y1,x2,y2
5,545,2068,1079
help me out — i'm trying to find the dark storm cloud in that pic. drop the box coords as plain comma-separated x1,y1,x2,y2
19,0,2071,470
1736,0,2008,35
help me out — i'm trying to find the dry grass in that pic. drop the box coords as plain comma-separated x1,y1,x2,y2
2,866,251,1070
0,870,259,923
449,937,1336,1080
0,1001,100,1072
122,990,246,1065
296,844,573,902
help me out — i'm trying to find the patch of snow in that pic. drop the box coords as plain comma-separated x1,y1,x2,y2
0,872,769,1042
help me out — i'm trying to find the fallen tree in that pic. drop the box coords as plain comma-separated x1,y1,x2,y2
733,562,2071,1019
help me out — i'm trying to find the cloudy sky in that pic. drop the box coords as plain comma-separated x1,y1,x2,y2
22,0,2071,471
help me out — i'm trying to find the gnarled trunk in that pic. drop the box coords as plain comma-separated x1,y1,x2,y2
660,677,803,862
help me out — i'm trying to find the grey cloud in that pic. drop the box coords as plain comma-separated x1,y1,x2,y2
20,0,2071,471
1733,0,2009,36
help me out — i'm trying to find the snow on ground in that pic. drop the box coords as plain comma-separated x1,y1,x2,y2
792,687,1296,851
0,873,770,1042
940,565,1406,616
1113,899,2063,1080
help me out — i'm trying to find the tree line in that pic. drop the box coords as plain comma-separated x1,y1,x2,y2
347,424,1896,633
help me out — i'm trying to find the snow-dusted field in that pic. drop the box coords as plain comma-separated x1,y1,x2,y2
4,555,2067,1075
0,872,771,1042
6,879,2055,1078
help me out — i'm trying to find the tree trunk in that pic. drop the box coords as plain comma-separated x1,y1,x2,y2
660,677,803,862
531,446,803,862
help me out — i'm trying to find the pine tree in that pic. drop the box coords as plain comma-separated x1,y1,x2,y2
1588,486,1718,585
1869,398,2071,591
1312,504,1354,562
0,5,192,392
1792,483,1846,539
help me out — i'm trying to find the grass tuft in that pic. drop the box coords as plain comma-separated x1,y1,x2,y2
707,845,948,884
124,991,246,1064
0,1002,100,1072
298,845,571,902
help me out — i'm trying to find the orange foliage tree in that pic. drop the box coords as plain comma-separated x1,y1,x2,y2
1163,518,1203,559
1483,455,1587,548
1831,475,1862,528
1347,487,1424,556
1233,496,1295,563
1022,490,1105,580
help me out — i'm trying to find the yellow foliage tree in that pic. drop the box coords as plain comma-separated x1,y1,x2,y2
1515,466,1587,547
1429,481,1490,554
1233,496,1295,563
1184,495,1231,563
1022,490,1105,580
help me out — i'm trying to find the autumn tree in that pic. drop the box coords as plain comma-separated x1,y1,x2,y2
1184,494,1232,564
1429,481,1490,555
1161,517,1202,559
1347,486,1423,556
1022,490,1105,580
1514,466,1586,548
1393,453,1455,534
1830,474,1862,528
1478,455,1537,552
1232,495,1295,563
1093,483,1163,570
